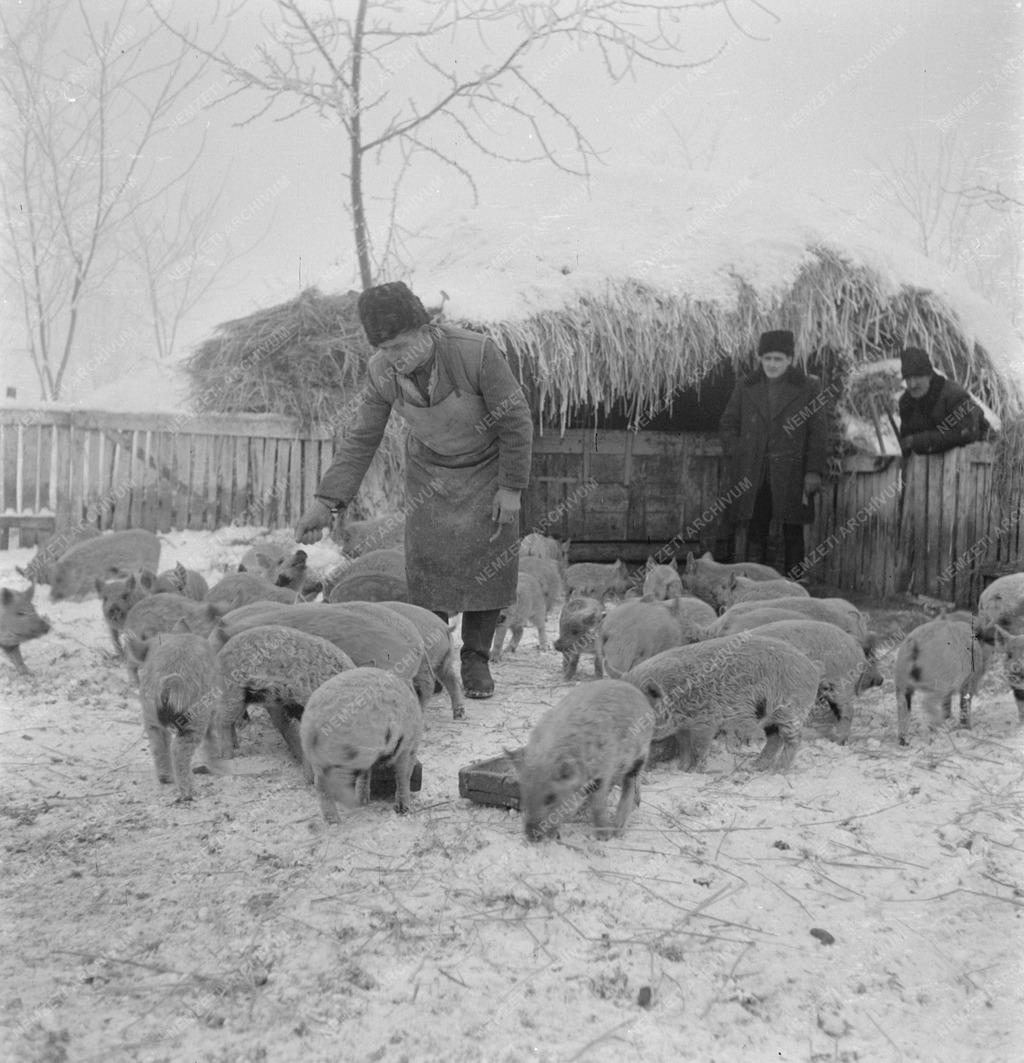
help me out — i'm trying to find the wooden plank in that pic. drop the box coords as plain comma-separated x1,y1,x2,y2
233,433,250,528
53,418,73,533
941,450,960,603
288,437,304,528
189,435,209,530
172,431,192,531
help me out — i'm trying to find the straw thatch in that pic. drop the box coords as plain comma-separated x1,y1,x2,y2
184,288,369,427
453,246,1021,435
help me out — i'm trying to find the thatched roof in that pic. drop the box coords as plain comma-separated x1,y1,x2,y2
184,288,370,426
409,166,1024,432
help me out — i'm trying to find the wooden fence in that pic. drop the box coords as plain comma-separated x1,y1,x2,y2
1,409,1020,606
0,408,334,541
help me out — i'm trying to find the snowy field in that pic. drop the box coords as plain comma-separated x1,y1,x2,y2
1,528,1022,1063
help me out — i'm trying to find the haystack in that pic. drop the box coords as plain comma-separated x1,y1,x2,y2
184,287,368,425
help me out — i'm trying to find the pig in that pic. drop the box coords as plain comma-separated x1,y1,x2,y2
17,524,101,585
339,514,407,557
49,529,161,602
271,549,313,592
703,605,811,640
680,551,782,608
624,633,822,772
754,619,882,743
978,572,1024,635
518,555,563,612
717,574,810,612
204,572,299,612
894,618,996,744
597,597,702,678
553,596,605,680
140,563,209,600
300,666,423,820
377,601,464,719
994,626,1024,721
1,584,51,675
520,533,570,572
238,542,286,578
209,624,356,758
510,679,654,841
95,573,149,655
217,601,435,708
321,547,406,599
717,596,871,653
126,632,223,801
661,595,718,629
123,594,227,681
327,571,410,604
565,559,632,601
492,571,549,662
642,557,683,600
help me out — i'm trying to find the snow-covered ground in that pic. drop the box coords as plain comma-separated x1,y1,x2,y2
1,529,1022,1063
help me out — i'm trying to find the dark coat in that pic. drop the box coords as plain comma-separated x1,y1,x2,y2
718,365,829,524
313,324,534,613
897,373,987,454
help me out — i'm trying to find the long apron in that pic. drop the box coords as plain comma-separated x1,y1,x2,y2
397,379,519,615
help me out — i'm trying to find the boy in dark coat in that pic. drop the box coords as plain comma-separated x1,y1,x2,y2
718,329,829,579
295,282,533,700
897,347,987,455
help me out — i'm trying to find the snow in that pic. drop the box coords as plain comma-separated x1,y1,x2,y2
410,165,1024,406
2,529,1023,1062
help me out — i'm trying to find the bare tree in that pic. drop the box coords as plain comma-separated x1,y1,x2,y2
0,0,226,399
151,0,767,290
877,132,976,264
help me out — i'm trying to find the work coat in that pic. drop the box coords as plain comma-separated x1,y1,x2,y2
315,324,533,613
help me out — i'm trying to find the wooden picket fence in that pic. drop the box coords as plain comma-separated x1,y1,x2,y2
806,442,1022,606
1,408,1019,606
0,408,335,542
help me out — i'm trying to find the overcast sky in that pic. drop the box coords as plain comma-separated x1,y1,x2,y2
2,0,1022,399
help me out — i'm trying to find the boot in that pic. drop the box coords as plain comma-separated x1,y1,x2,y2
460,609,499,699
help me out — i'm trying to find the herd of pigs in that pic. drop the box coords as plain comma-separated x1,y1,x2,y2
2,520,1023,844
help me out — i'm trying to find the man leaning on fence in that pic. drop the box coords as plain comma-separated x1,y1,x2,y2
897,347,988,456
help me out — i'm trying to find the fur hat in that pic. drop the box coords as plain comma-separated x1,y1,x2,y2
757,329,795,358
900,347,933,378
357,282,429,346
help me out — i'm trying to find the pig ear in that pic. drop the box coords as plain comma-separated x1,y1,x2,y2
685,552,695,569
238,563,247,573
125,574,136,591
505,747,525,775
125,637,150,664
729,573,739,589
641,592,655,603
1,587,12,606
170,617,189,633
209,623,230,650
207,602,228,620
15,565,27,578
645,555,656,570
25,582,35,601
94,577,107,594
294,550,307,563
640,678,665,707
139,569,156,590
701,551,713,560
994,625,1010,648
669,557,678,571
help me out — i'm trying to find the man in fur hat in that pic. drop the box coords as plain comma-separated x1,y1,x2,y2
718,329,829,578
295,281,533,700
897,346,987,455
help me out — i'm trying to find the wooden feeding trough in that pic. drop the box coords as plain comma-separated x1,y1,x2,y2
458,735,681,811
264,703,422,800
